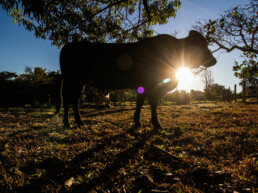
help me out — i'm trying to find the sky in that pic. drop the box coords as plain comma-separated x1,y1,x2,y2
0,0,247,92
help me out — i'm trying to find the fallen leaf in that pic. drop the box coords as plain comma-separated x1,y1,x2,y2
65,177,74,188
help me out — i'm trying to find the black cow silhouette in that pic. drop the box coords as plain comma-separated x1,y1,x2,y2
56,30,216,129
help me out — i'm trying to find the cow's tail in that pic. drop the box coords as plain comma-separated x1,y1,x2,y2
54,77,63,115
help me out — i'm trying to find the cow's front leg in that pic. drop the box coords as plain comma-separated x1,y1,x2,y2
134,94,145,127
149,97,162,130
72,101,84,126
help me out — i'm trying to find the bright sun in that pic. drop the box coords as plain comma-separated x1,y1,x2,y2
175,67,194,91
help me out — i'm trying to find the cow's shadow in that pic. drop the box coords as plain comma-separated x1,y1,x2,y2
16,125,158,192
77,106,134,117
15,123,225,192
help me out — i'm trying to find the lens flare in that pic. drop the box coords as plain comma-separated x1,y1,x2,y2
176,67,193,81
162,78,171,84
175,67,194,91
137,87,144,94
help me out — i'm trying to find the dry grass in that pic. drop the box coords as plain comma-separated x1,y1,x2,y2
0,103,257,192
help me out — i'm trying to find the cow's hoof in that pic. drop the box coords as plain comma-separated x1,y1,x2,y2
77,121,85,127
153,124,163,131
134,122,142,128
54,110,60,115
63,121,71,129
63,124,71,129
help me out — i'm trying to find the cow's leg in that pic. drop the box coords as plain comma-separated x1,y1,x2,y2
63,101,70,128
62,79,72,128
54,98,61,115
148,97,162,130
72,84,84,126
134,94,145,127
72,101,83,126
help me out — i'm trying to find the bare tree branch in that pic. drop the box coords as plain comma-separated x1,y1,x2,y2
239,29,249,48
213,39,258,54
193,1,257,55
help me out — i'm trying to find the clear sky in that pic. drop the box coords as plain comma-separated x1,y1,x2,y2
0,0,247,92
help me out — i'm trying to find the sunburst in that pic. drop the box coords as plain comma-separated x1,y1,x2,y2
176,67,194,90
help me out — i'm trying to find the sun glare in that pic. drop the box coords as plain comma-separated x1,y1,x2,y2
176,67,194,91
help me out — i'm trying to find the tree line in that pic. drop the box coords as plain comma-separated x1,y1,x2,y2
0,67,61,107
0,67,137,108
0,67,237,108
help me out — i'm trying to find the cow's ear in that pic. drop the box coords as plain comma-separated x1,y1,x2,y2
189,30,202,37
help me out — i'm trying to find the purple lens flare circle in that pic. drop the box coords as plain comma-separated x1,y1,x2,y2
137,86,145,94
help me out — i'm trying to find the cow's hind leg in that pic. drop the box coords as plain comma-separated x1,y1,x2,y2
72,84,84,127
62,79,72,128
73,86,83,126
63,101,70,128
62,80,84,128
148,97,162,130
133,94,145,127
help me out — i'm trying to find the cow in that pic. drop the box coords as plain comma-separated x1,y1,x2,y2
56,30,217,129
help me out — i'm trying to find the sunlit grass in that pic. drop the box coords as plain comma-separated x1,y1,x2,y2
0,103,257,192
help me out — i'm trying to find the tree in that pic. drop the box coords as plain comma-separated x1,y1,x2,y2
0,71,19,107
83,86,106,104
0,71,18,81
109,89,126,106
189,89,205,102
18,67,56,105
233,52,257,93
0,0,181,47
193,0,257,54
204,84,233,101
46,70,61,107
193,0,257,100
0,68,61,107
164,90,190,105
19,66,52,86
200,68,214,89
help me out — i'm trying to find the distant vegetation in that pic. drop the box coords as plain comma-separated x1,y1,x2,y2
0,67,61,107
0,67,239,108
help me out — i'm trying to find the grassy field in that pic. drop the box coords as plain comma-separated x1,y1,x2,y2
0,103,257,193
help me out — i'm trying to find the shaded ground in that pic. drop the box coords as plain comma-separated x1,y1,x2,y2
0,103,257,192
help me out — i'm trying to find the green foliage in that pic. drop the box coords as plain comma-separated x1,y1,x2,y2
109,89,136,105
189,89,205,101
0,0,181,47
0,67,61,107
83,86,106,104
164,90,190,104
193,0,257,95
0,71,18,81
233,52,257,88
233,51,257,99
204,84,233,101
193,1,257,54
19,66,52,86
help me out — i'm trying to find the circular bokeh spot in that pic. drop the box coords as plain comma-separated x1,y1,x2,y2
137,87,144,94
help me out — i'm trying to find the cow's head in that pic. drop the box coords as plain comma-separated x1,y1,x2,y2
184,30,217,69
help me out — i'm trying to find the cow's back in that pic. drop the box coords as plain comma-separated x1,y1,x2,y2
60,35,180,88
60,41,140,89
